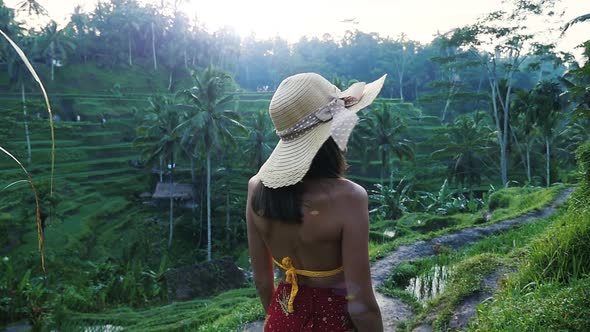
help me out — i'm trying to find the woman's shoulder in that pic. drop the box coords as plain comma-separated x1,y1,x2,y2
248,175,261,192
333,178,367,197
334,178,368,204
306,178,367,204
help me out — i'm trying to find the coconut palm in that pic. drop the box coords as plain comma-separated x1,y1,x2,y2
356,102,414,186
432,112,494,189
16,0,47,16
177,66,246,261
121,7,140,67
511,89,538,183
35,21,76,81
531,80,563,187
246,109,274,169
134,96,182,248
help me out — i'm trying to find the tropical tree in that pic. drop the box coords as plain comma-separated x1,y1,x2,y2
35,21,76,81
453,0,558,186
560,42,590,121
16,0,46,16
431,112,494,189
390,33,413,101
424,34,480,123
356,102,414,186
178,66,245,261
0,1,21,63
246,108,274,169
511,89,538,183
120,3,141,67
134,96,182,248
66,5,90,63
531,80,563,187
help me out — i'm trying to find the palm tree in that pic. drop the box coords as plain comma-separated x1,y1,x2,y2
356,102,414,186
531,81,563,187
16,0,46,16
432,112,494,189
67,6,89,63
134,96,182,248
178,66,245,261
511,89,538,183
246,109,274,169
35,21,76,81
121,7,140,67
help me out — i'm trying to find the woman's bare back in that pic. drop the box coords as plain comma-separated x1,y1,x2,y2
249,177,366,288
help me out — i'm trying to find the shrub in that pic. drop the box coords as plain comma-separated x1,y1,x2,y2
487,191,511,210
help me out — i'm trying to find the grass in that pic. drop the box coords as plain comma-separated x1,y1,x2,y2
55,287,265,332
380,209,564,331
368,185,565,261
376,182,587,331
467,183,590,331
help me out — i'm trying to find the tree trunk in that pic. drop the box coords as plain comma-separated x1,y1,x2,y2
151,22,157,71
398,73,404,101
526,143,531,183
50,42,55,81
545,136,550,187
441,82,456,123
226,190,230,246
168,70,173,91
207,149,212,261
189,156,197,238
190,156,196,184
183,34,188,70
159,156,163,182
128,31,133,66
21,82,31,165
380,149,387,185
168,165,174,248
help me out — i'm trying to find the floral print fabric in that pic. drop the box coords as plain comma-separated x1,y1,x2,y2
264,281,355,331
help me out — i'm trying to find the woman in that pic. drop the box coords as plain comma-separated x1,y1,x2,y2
246,72,386,331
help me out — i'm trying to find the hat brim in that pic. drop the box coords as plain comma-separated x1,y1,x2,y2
257,74,387,188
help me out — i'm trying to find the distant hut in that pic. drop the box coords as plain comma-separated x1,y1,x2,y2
152,182,196,209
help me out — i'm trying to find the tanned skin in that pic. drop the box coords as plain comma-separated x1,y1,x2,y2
246,176,383,331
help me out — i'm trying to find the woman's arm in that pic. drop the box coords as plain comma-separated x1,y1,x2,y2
246,177,275,313
341,184,383,331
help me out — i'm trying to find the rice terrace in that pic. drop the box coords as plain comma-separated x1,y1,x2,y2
1,0,590,331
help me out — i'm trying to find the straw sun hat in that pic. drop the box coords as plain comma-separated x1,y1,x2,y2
256,73,387,188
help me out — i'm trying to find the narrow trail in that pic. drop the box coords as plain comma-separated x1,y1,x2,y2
372,187,573,331
241,188,573,332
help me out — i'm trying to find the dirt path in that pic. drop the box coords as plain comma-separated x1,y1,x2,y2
241,188,573,332
372,188,573,331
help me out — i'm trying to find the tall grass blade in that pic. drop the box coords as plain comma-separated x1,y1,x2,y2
0,146,44,271
0,29,52,272
1,179,28,191
0,29,55,195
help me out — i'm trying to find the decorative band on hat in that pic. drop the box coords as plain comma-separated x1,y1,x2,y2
276,96,360,141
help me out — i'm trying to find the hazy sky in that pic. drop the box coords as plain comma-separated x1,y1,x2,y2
7,0,590,59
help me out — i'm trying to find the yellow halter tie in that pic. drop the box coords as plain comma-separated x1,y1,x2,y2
273,257,344,313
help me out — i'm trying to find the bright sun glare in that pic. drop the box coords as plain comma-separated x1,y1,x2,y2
179,0,345,41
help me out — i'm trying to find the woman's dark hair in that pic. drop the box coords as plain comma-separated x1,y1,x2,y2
251,137,347,223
